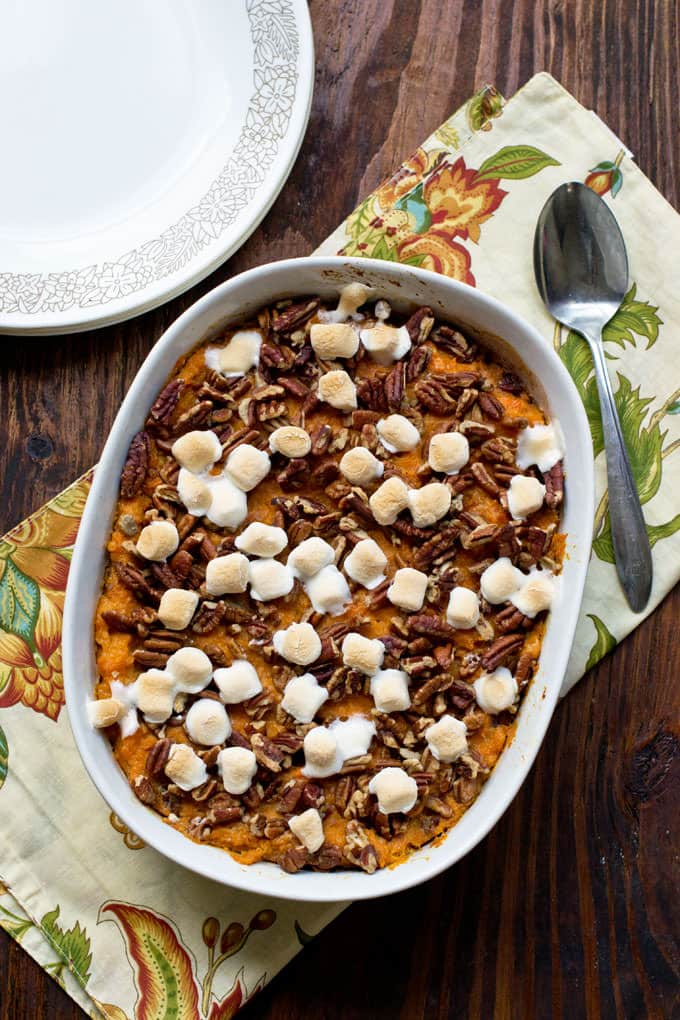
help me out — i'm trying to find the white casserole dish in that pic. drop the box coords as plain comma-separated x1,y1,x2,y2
63,256,594,902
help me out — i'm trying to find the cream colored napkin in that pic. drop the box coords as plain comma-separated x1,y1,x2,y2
1,72,678,1018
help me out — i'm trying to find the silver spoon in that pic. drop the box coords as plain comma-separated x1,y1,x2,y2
534,181,652,613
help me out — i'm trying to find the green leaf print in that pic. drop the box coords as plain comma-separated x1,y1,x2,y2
474,145,560,181
0,557,40,646
585,615,617,671
558,332,595,396
602,284,662,350
594,512,680,563
0,725,7,790
667,400,680,415
0,905,34,942
41,906,92,989
294,919,314,946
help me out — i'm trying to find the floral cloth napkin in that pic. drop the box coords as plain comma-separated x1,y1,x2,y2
1,72,678,1019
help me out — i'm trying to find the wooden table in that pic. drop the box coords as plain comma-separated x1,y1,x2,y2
2,1,678,1016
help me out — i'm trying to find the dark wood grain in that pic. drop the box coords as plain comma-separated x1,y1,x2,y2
1,1,678,1017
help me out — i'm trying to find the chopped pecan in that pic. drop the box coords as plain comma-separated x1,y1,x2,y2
271,732,304,754
143,631,182,653
452,775,481,804
477,392,505,420
191,601,227,634
173,400,213,434
334,775,355,814
480,634,524,670
264,817,288,839
134,776,158,806
101,606,155,634
150,380,183,424
391,518,432,541
523,526,551,560
414,378,457,414
498,372,524,394
496,523,521,559
544,461,564,507
458,419,495,442
207,796,242,825
272,298,319,334
407,614,457,641
301,782,325,810
413,674,453,706
459,652,481,678
385,363,405,410
460,523,499,549
279,376,310,399
456,388,479,418
425,795,453,818
145,739,171,776
314,459,340,487
406,344,431,382
480,436,516,465
356,376,388,412
251,733,285,772
515,652,537,686
277,458,308,490
310,845,343,871
413,525,461,569
358,844,379,874
352,409,382,428
221,428,261,455
132,649,169,668
431,325,476,360
259,344,296,371
114,562,160,606
470,461,500,495
120,431,150,498
495,605,531,633
449,679,475,712
192,779,219,802
279,779,305,813
279,846,309,873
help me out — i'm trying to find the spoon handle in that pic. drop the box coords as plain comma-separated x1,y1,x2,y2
585,332,653,612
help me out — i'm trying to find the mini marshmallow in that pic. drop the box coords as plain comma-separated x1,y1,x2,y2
370,669,411,713
310,322,359,359
339,446,384,486
343,538,388,589
165,647,213,694
158,588,199,630
217,746,258,795
304,564,351,615
341,632,385,675
369,475,410,526
214,660,262,703
171,430,222,473
387,567,428,612
109,681,139,738
224,444,271,492
235,522,288,558
377,414,420,453
511,568,555,618
428,432,470,475
474,667,518,714
507,474,546,520
330,716,376,760
516,422,564,473
302,726,342,778
360,323,411,365
446,586,480,629
135,669,176,723
269,426,312,459
407,482,451,527
185,699,231,746
164,743,208,792
425,715,468,763
273,622,322,665
287,537,335,578
324,282,372,322
281,672,329,723
87,698,127,729
136,520,179,562
480,557,524,605
368,767,418,814
177,468,212,516
248,558,295,601
317,370,357,411
205,553,250,595
205,477,248,530
288,808,324,853
205,329,262,377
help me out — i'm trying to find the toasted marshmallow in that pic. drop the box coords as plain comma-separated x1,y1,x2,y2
474,667,518,714
165,647,213,694
480,557,524,605
368,766,418,814
185,699,231,746
205,477,248,530
304,564,351,615
164,743,208,791
205,552,250,595
339,446,384,486
428,432,470,475
205,329,262,377
273,622,322,666
171,430,222,473
177,468,213,516
310,322,359,359
360,323,411,365
248,558,295,601
511,568,555,618
224,444,271,492
281,672,329,723
425,715,468,763
370,669,411,713
158,588,199,630
323,282,372,322
217,746,258,795
135,669,176,723
235,522,288,558
302,726,342,778
87,697,128,729
214,660,262,703
289,808,325,853
407,482,451,527
341,632,385,675
317,370,357,411
516,422,564,472
136,520,179,562
331,715,376,760
109,681,139,737
446,586,480,629
287,537,335,578
387,567,428,612
507,475,546,520
269,426,312,459
377,414,420,453
369,476,410,525
343,538,388,589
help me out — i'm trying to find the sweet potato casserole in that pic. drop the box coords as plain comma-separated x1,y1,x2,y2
90,283,565,874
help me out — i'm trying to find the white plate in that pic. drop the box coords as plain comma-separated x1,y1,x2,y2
0,0,314,335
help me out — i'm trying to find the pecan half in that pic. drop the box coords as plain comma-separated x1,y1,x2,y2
145,739,171,776
470,461,500,495
356,377,388,412
407,614,457,641
480,634,524,670
150,380,183,424
385,363,405,410
251,733,285,772
544,461,564,508
191,601,227,634
498,372,524,394
272,298,320,334
431,325,476,361
477,392,505,420
406,345,431,382
279,846,309,873
114,563,160,606
413,525,461,569
120,431,150,498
